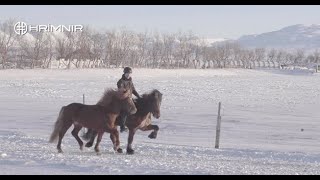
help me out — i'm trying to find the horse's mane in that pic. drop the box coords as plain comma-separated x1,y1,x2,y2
135,89,161,107
96,89,118,107
141,89,160,99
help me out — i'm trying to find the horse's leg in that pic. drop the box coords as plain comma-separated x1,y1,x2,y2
110,128,122,153
85,130,97,148
57,122,72,153
94,131,104,155
71,125,84,151
141,124,159,139
127,128,137,155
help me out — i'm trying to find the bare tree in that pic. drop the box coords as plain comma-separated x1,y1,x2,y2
42,33,55,68
104,28,135,67
253,48,265,68
267,49,277,68
230,43,243,68
175,31,197,68
305,49,320,71
0,19,18,69
191,38,206,69
19,31,49,69
161,33,176,68
201,45,213,69
74,27,93,68
148,31,163,68
90,32,105,68
54,33,67,68
117,28,135,67
63,31,78,69
293,49,305,65
215,42,233,68
279,51,294,68
237,49,253,69
135,31,149,68
104,30,116,67
313,49,320,64
275,49,291,68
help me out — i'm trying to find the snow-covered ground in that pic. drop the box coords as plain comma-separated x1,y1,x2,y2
1,68,320,174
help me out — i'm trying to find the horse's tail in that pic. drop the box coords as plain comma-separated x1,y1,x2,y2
49,106,66,143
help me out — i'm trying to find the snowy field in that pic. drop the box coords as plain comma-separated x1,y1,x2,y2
1,68,320,174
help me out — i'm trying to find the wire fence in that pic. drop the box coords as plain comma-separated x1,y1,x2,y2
1,95,320,152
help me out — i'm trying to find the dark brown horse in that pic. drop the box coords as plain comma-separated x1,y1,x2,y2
83,89,163,155
49,88,137,155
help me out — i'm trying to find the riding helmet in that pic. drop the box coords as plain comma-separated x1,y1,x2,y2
124,67,132,73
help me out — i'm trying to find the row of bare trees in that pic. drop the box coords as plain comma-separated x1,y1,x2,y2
1,19,320,69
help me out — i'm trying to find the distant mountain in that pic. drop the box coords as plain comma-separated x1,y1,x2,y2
236,24,320,50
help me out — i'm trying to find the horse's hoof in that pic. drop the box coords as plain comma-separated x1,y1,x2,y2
80,145,83,151
148,133,157,139
58,149,63,153
96,152,101,156
85,142,93,148
126,149,134,155
117,148,123,153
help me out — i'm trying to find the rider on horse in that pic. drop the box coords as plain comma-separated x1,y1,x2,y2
117,67,141,132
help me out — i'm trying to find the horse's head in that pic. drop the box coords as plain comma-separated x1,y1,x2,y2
97,88,137,115
148,89,163,119
118,88,137,115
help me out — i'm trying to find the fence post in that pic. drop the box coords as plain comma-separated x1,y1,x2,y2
82,94,86,133
215,102,222,149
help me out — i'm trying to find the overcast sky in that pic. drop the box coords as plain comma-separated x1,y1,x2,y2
0,5,319,39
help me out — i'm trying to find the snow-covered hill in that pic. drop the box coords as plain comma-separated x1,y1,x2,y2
237,24,320,50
